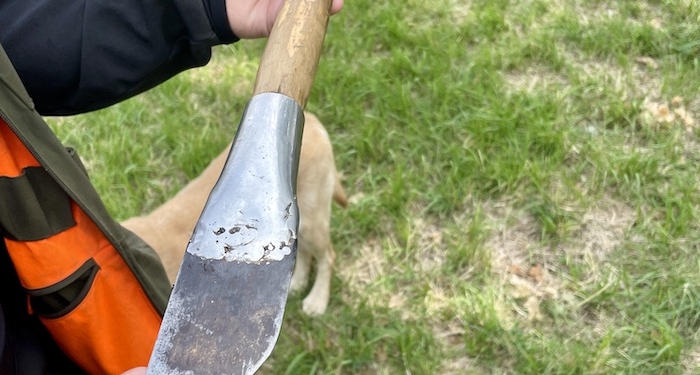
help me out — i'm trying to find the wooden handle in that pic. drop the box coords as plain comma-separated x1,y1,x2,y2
253,0,332,108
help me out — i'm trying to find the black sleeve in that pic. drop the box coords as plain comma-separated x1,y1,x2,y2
0,0,237,116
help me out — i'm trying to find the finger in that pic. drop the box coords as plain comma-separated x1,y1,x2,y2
120,367,147,375
331,0,344,14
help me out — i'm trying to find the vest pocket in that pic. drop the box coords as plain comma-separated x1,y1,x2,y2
31,245,162,375
0,166,76,241
27,259,99,319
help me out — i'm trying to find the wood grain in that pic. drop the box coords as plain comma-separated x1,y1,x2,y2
253,0,332,107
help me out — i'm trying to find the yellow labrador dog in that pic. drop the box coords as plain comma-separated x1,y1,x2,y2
122,113,346,315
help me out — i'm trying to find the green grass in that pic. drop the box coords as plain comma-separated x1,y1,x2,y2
46,0,700,373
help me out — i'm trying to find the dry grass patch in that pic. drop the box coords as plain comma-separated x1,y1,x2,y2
483,196,635,327
642,95,697,131
447,0,472,25
501,66,569,94
336,215,453,319
683,346,700,375
336,196,638,371
337,237,387,298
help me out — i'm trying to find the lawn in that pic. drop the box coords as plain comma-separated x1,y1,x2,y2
47,0,700,374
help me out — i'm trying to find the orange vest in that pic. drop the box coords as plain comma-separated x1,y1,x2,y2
1,117,163,374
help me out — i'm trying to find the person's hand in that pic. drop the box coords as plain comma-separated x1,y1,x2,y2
120,367,147,375
226,0,344,39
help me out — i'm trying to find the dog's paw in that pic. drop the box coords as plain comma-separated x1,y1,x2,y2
302,295,328,316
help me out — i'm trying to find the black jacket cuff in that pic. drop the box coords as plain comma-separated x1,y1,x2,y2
203,0,239,44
